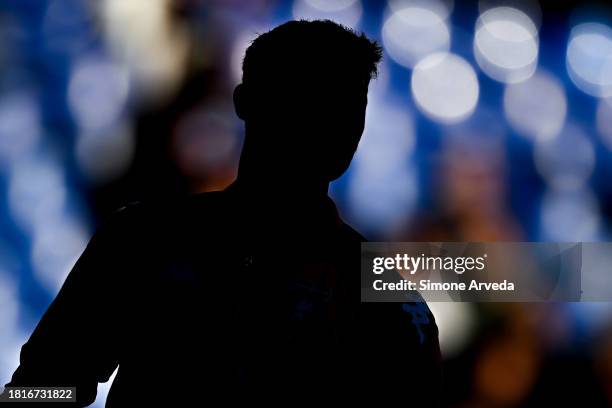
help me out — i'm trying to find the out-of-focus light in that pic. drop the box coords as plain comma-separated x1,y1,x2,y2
0,92,41,165
0,14,25,68
293,0,362,28
478,0,542,29
100,0,188,102
411,52,479,124
474,7,538,83
580,256,612,305
596,97,612,149
540,188,601,241
42,0,93,56
68,57,129,131
231,31,254,85
0,270,19,343
353,99,415,173
567,23,612,98
382,5,450,68
534,124,595,191
0,345,22,392
503,70,567,140
568,303,612,333
388,0,454,20
173,107,240,177
349,165,418,235
76,124,135,183
8,156,67,233
93,368,118,408
347,100,417,235
230,27,272,85
368,58,391,98
0,340,23,396
0,269,21,386
31,216,90,294
442,106,507,141
427,302,475,358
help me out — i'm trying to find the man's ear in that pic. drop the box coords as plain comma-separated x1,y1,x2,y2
233,84,248,120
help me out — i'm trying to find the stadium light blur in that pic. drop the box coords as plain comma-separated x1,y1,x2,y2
382,3,450,68
534,123,595,191
292,0,362,28
0,92,41,167
8,156,67,234
76,125,136,183
503,70,567,140
411,52,479,124
567,22,612,98
347,99,417,235
427,302,475,358
596,97,612,149
31,216,89,294
68,56,129,131
474,7,538,84
540,188,601,241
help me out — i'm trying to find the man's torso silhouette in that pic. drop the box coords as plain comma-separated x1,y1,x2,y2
7,186,441,406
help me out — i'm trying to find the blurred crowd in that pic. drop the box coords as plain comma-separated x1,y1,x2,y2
1,0,612,406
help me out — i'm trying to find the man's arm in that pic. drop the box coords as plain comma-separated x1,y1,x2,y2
3,206,135,407
360,300,443,406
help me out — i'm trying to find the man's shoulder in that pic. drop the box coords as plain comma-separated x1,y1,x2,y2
100,191,232,240
111,191,228,221
338,221,367,243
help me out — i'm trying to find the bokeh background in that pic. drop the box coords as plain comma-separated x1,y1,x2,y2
1,0,612,406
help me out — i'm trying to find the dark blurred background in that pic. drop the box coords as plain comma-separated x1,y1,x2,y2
1,0,612,406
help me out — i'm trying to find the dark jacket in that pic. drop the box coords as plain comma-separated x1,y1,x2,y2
4,187,441,406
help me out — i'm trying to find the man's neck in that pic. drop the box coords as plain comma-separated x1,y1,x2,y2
229,176,329,202
226,177,341,234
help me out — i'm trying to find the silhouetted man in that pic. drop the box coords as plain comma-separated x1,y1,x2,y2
4,20,441,406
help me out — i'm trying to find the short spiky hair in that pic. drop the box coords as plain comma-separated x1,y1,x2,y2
242,20,382,87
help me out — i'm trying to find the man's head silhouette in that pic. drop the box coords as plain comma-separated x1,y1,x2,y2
234,20,382,194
